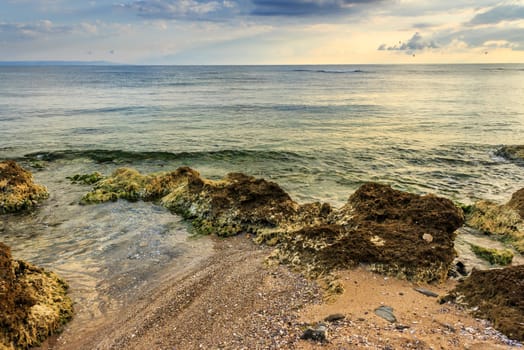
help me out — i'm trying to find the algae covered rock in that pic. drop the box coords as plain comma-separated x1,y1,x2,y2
449,265,524,341
0,242,73,349
470,244,514,266
81,166,299,236
465,190,524,253
273,183,464,282
508,188,524,219
496,145,524,165
79,168,464,282
0,160,49,214
162,171,300,236
66,172,104,185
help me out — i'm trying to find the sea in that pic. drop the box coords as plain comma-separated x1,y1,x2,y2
1,64,524,332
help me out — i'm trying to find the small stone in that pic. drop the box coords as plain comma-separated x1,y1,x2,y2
395,324,410,330
455,261,468,276
300,324,328,342
324,313,345,322
422,233,433,243
374,306,397,323
414,287,439,297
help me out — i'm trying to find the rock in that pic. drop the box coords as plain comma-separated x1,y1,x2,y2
465,196,524,253
508,188,524,218
413,287,439,298
0,242,73,349
80,170,464,282
300,323,328,342
374,305,397,323
66,172,104,185
455,261,468,276
324,313,345,322
422,233,433,243
470,244,514,266
0,160,49,214
448,260,468,278
275,183,464,282
448,265,524,341
81,167,299,237
496,145,524,165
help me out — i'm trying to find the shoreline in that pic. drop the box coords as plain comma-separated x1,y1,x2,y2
2,157,523,349
35,235,520,350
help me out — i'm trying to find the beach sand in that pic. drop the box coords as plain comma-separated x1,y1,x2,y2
36,235,518,350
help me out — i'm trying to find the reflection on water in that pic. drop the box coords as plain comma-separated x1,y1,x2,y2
0,160,214,331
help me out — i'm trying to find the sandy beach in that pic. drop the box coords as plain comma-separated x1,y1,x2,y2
33,234,518,350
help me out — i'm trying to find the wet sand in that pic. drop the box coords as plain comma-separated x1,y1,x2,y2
34,235,520,350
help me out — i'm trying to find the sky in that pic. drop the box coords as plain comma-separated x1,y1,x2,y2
1,0,524,64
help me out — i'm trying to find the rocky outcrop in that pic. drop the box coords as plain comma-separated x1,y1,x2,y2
79,167,464,282
508,188,524,218
81,167,301,236
0,160,49,214
448,265,524,341
465,189,524,253
270,183,463,282
0,242,73,349
496,145,524,165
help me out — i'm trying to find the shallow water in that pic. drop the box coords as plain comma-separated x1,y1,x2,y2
0,160,214,328
1,64,523,335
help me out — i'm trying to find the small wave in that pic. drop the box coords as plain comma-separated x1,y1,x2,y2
292,68,367,74
68,106,152,116
22,149,306,164
481,67,524,72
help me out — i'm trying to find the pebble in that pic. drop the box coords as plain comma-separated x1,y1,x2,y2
414,287,439,297
374,306,397,323
301,323,328,342
324,313,346,322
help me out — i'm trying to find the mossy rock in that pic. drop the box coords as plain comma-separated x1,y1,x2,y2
450,265,524,341
470,244,514,266
66,172,104,185
496,145,524,165
508,188,524,219
273,183,464,282
80,168,464,283
0,160,49,214
0,242,73,349
465,196,524,253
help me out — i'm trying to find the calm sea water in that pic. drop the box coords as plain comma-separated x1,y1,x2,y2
1,64,524,332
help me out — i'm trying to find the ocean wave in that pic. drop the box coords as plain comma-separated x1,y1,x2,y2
292,68,368,74
21,149,306,164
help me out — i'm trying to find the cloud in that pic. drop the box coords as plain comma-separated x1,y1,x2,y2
378,32,438,53
118,0,235,20
250,0,383,17
436,26,524,51
469,5,524,25
0,20,72,39
118,0,384,20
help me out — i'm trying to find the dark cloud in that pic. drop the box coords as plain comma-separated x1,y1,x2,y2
250,0,382,16
118,0,383,20
378,32,438,53
118,0,237,20
469,5,524,25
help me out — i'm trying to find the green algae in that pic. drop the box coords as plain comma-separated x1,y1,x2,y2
66,172,104,185
0,160,49,214
465,200,524,254
0,243,73,350
470,244,514,266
